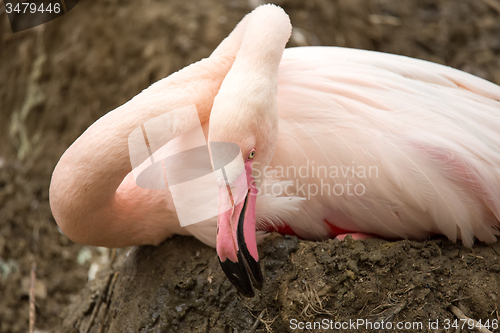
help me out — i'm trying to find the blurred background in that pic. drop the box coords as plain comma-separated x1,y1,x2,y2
1,0,499,331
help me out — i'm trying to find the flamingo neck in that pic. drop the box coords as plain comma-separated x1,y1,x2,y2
49,16,251,247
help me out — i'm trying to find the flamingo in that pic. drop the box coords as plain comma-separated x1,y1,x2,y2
50,5,500,297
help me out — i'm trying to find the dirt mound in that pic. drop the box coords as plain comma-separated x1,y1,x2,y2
1,0,500,332
61,235,500,332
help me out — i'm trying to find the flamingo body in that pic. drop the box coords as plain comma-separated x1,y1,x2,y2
253,46,500,248
50,5,500,295
190,45,500,249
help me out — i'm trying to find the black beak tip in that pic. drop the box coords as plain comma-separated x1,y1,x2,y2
219,257,256,298
219,190,264,297
252,276,263,291
244,254,264,290
218,256,264,297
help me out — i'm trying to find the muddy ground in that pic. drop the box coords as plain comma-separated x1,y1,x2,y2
1,0,500,332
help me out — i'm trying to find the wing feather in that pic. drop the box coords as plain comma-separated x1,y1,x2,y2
267,47,500,246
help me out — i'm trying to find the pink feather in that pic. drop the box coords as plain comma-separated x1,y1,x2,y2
50,5,500,250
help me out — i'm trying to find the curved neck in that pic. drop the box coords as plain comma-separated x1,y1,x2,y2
234,5,292,77
209,5,291,169
49,15,251,247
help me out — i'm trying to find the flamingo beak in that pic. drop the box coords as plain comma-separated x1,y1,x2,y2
216,167,263,297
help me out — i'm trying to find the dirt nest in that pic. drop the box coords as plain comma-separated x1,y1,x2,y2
60,235,500,332
1,0,500,332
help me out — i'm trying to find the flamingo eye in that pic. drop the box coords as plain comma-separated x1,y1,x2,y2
247,149,256,160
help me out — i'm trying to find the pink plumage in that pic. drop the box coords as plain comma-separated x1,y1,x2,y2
263,46,500,248
50,4,500,295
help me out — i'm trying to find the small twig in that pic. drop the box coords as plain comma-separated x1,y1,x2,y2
369,14,402,26
98,271,120,333
29,222,40,333
105,272,119,304
109,248,117,267
29,262,36,333
449,305,493,333
84,272,114,333
249,309,266,333
450,296,471,303
248,308,276,333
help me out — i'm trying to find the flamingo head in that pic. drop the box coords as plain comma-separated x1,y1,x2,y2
208,77,279,297
206,3,290,298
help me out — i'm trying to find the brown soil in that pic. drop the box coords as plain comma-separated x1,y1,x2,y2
1,0,499,332
63,235,500,333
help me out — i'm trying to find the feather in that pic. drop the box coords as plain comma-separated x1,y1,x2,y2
263,46,500,247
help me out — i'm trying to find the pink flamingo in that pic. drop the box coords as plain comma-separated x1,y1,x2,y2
50,5,500,297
